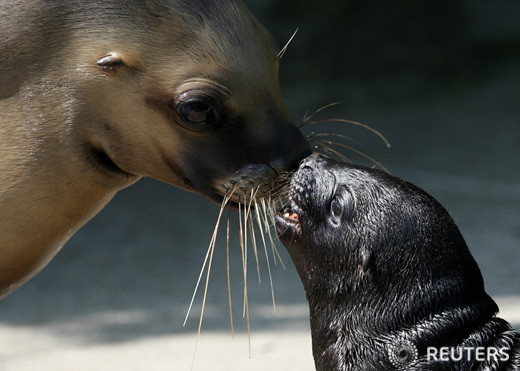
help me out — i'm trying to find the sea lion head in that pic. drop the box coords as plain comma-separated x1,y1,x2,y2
72,0,310,204
275,154,490,302
275,154,500,368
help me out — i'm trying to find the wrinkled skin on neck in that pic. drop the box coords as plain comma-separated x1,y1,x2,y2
276,155,520,370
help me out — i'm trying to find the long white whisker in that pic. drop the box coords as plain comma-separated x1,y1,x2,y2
191,212,218,370
242,193,248,318
226,209,234,339
264,200,286,269
238,198,251,355
300,102,341,126
184,193,229,326
276,27,299,60
255,199,276,310
189,190,236,369
261,198,278,265
249,188,261,284
267,199,286,269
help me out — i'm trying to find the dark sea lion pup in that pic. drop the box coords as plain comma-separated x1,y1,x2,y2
276,154,520,370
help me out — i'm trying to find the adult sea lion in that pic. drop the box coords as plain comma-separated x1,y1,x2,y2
0,0,310,297
276,154,520,370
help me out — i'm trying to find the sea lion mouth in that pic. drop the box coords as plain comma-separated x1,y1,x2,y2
275,194,302,238
274,163,316,239
280,206,300,225
275,210,301,239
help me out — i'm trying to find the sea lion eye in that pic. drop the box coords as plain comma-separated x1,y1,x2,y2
331,197,343,218
177,96,222,130
330,187,354,224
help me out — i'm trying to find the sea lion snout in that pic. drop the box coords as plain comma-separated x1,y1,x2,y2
298,153,329,170
275,154,336,245
186,117,311,205
288,154,336,211
218,116,312,202
267,121,313,173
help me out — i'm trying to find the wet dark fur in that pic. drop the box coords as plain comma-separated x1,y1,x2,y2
276,154,520,370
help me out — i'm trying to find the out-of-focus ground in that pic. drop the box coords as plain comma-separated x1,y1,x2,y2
1,1,519,370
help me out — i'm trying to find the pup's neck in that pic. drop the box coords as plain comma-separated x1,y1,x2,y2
306,293,506,370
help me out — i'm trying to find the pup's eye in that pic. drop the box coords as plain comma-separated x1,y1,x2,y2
331,197,343,218
330,187,354,224
177,96,222,130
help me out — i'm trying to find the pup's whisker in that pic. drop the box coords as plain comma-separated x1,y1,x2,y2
314,132,364,148
311,142,351,163
315,139,390,174
300,102,341,126
301,118,391,148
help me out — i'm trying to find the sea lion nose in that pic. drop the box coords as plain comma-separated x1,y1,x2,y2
268,122,312,173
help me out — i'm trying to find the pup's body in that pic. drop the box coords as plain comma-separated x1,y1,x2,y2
0,0,310,297
276,154,519,370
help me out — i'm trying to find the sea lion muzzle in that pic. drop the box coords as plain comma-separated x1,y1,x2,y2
181,115,312,205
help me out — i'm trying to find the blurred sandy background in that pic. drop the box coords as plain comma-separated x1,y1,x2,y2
1,1,519,370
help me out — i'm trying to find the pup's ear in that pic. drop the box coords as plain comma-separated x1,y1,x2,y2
361,249,375,273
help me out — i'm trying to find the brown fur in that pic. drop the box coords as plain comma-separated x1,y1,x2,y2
0,0,309,297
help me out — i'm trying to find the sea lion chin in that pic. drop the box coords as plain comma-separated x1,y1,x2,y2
275,154,520,370
0,0,310,297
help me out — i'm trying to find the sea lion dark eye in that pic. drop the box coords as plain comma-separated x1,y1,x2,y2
177,96,222,130
331,198,343,218
330,187,354,224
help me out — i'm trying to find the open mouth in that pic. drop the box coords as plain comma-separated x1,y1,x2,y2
275,202,302,238
281,207,300,224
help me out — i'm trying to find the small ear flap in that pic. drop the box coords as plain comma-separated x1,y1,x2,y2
361,249,374,273
97,53,125,71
